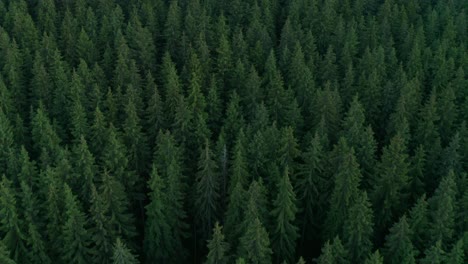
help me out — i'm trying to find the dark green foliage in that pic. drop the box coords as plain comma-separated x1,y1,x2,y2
383,216,416,264
195,139,220,241
61,184,92,264
206,222,230,264
343,191,374,262
0,1,464,263
271,167,299,263
112,238,138,264
0,241,15,264
317,237,349,264
325,138,362,238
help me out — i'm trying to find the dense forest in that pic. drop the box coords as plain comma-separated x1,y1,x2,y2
0,0,466,263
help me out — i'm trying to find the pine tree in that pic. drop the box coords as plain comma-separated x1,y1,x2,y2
206,222,230,264
343,191,374,262
420,240,445,264
0,175,27,263
144,166,173,262
112,238,139,264
296,132,325,241
371,134,410,233
224,181,245,247
278,127,300,173
408,194,429,252
383,216,416,264
71,136,96,203
89,184,113,264
445,239,464,264
0,108,14,173
19,180,51,264
364,251,383,264
316,237,349,264
123,97,149,177
145,72,164,147
325,138,362,238
238,217,272,264
195,139,220,240
99,170,136,247
0,241,15,264
341,96,377,184
271,167,299,263
428,170,456,245
61,184,91,264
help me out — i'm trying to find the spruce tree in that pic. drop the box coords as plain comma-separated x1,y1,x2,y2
325,138,362,238
112,238,139,264
296,132,325,241
364,251,383,264
383,216,416,264
144,165,173,263
271,167,299,263
206,222,230,264
61,184,91,264
428,170,456,245
0,241,15,264
420,240,445,264
195,139,220,241
238,217,272,264
371,134,410,233
89,184,113,264
343,191,374,262
316,237,349,264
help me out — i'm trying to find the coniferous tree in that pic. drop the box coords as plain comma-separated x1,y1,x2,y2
383,216,416,264
371,134,410,233
316,237,349,264
420,240,445,264
195,139,220,241
428,170,457,245
0,175,27,263
0,241,15,264
238,217,272,264
364,250,383,264
206,222,230,264
61,184,91,264
296,132,325,242
112,238,139,264
325,138,362,238
89,184,113,264
271,167,299,263
343,191,374,262
144,166,173,263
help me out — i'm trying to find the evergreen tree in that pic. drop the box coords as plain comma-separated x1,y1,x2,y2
0,241,15,264
428,170,457,245
206,222,230,264
364,250,383,264
195,139,220,241
296,132,325,241
383,216,416,264
0,175,27,263
238,217,272,264
112,238,139,264
61,184,91,264
420,240,445,264
445,239,464,264
144,166,173,263
343,191,374,262
89,184,113,264
271,167,299,263
99,170,136,247
316,237,349,264
325,138,362,238
371,134,410,233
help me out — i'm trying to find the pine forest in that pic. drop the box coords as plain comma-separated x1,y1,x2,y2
0,0,467,263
